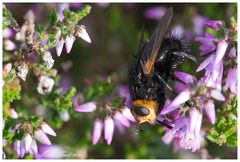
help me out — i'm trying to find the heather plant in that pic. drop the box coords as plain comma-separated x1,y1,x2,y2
2,3,237,159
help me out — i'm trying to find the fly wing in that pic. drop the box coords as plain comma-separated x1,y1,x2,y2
143,7,173,76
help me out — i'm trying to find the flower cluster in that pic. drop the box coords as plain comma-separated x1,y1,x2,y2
55,25,91,56
3,4,91,96
2,4,90,159
73,78,135,145
13,122,56,158
2,115,57,159
159,19,237,152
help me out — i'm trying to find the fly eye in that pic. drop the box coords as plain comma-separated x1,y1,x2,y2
133,106,150,116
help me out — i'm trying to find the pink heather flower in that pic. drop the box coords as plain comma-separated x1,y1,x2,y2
8,108,18,119
74,84,134,145
20,140,26,158
211,61,223,83
196,54,215,72
74,101,97,112
228,47,237,58
160,90,191,115
104,116,114,145
4,63,12,74
23,133,32,152
65,35,75,54
56,38,65,57
90,109,134,145
41,122,56,137
114,111,130,128
214,40,228,64
2,139,7,146
13,140,21,158
189,108,202,136
3,27,15,39
92,119,103,145
175,81,188,93
225,67,237,94
115,121,125,134
143,6,167,20
192,15,207,35
204,100,216,124
16,139,38,158
162,117,202,152
36,144,65,159
195,33,216,56
76,25,91,43
174,71,196,84
34,129,51,145
29,140,38,156
57,3,69,21
202,60,224,90
4,40,16,51
162,117,188,144
12,121,56,158
161,129,174,145
121,107,136,122
161,18,236,153
215,66,223,91
210,89,225,101
205,20,223,31
180,130,202,152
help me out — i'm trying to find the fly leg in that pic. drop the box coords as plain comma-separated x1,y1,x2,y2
156,117,174,129
156,73,174,93
173,52,197,63
170,52,197,70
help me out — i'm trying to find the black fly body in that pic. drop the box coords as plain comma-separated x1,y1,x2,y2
129,7,195,126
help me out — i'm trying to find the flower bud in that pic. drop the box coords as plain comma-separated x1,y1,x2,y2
56,38,65,57
92,119,103,145
76,25,91,43
34,129,51,145
4,40,16,51
4,63,12,74
23,133,32,152
41,122,56,137
104,116,114,145
65,35,75,53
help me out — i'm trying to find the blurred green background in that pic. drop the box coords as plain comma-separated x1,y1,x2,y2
5,3,237,159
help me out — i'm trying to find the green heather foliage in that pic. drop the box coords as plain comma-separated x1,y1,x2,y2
206,96,237,147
